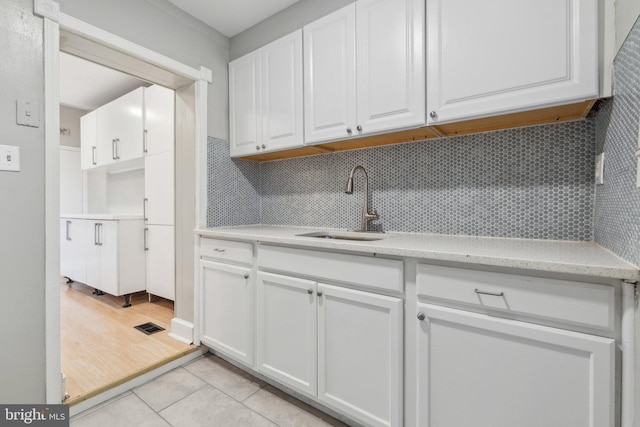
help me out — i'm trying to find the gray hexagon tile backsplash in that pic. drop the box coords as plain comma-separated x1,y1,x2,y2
208,118,596,241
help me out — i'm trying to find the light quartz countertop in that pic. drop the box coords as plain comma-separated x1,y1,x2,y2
197,225,640,281
61,214,144,220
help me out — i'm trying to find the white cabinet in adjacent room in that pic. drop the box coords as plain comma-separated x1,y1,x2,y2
426,0,598,124
80,110,97,170
200,259,254,366
96,87,144,165
145,225,175,301
230,30,303,157
143,84,175,300
61,217,146,306
60,218,86,284
304,0,425,144
416,303,614,427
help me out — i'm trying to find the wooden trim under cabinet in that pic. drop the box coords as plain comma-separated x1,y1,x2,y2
239,99,599,162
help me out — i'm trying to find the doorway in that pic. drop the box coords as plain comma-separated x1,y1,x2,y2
42,13,210,405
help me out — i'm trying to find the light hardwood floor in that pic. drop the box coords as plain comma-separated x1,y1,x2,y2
60,280,195,405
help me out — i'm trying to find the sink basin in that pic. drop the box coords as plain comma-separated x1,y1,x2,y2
296,231,384,241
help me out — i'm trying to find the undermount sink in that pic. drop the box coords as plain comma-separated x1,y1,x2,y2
296,231,384,241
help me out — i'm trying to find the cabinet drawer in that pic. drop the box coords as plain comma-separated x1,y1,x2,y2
258,245,403,293
200,238,253,265
417,264,615,331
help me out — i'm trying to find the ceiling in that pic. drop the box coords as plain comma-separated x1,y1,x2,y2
167,0,302,38
59,52,148,111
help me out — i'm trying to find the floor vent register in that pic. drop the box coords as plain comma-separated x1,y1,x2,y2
134,322,165,335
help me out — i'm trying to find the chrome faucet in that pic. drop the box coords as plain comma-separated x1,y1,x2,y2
344,165,379,232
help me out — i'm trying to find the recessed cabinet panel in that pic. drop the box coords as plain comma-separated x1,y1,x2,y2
201,260,253,366
229,51,262,157
318,283,403,427
262,30,304,151
427,0,598,124
60,218,87,283
144,85,175,156
256,272,317,397
356,0,425,134
416,304,614,427
303,4,357,144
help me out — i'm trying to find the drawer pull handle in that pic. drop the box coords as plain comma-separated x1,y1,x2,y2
317,290,323,297
417,312,425,321
244,274,249,279
307,289,313,295
214,248,226,253
474,289,504,297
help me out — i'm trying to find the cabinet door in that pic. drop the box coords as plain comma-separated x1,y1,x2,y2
144,150,174,225
80,111,97,170
200,260,253,366
97,87,144,164
304,4,357,144
261,30,304,153
356,0,425,134
426,0,598,124
144,85,174,156
146,225,175,301
318,283,403,427
256,272,317,398
416,303,614,427
86,220,119,296
229,50,262,157
60,219,86,283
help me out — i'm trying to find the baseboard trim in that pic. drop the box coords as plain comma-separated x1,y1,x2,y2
169,317,194,344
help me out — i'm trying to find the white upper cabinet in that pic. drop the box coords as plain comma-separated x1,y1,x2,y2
80,111,97,170
426,0,599,124
304,0,425,144
304,5,357,144
230,30,303,157
95,87,145,165
144,85,174,156
261,30,304,152
356,0,425,134
229,50,262,157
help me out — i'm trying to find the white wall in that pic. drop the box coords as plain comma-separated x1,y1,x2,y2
57,0,230,140
229,0,354,60
616,1,640,53
0,0,46,403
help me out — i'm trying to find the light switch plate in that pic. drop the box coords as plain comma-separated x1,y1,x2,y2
0,145,20,172
595,153,604,185
16,100,40,128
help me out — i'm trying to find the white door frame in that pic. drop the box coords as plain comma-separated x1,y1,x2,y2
37,0,211,403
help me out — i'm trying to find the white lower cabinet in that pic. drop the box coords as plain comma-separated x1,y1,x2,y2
416,303,615,427
61,217,146,304
60,218,87,284
145,225,175,301
256,271,403,427
256,271,317,397
200,259,253,366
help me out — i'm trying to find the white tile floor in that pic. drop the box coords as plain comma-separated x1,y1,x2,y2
71,354,350,427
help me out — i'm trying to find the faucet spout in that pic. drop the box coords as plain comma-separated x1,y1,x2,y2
344,165,379,232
